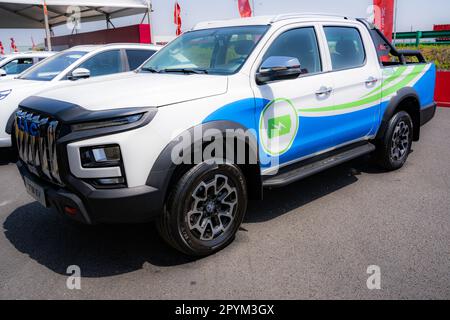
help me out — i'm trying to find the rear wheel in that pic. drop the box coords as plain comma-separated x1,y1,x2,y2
157,162,248,256
376,111,413,170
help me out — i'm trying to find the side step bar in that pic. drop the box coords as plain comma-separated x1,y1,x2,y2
263,142,376,188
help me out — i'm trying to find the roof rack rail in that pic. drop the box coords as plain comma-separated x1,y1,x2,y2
270,12,351,23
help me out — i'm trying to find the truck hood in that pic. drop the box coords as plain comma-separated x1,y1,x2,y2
36,72,229,111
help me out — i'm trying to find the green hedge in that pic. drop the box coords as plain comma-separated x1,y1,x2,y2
396,44,450,70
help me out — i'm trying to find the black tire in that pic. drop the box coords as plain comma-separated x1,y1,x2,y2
157,162,248,256
376,111,413,171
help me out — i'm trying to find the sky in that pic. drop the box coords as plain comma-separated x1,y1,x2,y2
1,0,449,48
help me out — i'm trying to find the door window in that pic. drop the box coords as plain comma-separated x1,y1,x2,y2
263,27,322,75
78,50,122,77
324,26,366,70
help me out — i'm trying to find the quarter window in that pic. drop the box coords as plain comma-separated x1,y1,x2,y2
263,27,322,74
126,49,156,70
324,27,366,70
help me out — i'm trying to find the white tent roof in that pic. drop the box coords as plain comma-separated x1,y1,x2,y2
0,0,149,28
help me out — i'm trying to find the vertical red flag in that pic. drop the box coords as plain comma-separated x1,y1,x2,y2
10,38,18,53
174,2,182,36
0,41,4,55
238,0,252,18
43,0,48,15
373,0,395,41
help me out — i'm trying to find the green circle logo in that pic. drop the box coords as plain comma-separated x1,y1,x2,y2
259,98,299,156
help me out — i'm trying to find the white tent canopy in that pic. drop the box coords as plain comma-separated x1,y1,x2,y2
0,0,150,28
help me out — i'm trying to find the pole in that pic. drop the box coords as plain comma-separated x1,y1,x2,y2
146,0,153,44
251,0,255,16
43,1,52,51
393,0,398,46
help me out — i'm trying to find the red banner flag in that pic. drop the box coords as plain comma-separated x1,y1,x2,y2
238,0,252,18
10,38,18,53
373,0,395,41
174,1,182,36
0,41,4,55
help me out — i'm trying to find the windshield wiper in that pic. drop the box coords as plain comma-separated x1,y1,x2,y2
162,68,209,74
141,67,160,73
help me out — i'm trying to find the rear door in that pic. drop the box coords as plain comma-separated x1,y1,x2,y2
250,23,335,171
321,23,382,145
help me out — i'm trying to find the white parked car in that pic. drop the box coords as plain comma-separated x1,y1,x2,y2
0,51,56,80
0,43,160,147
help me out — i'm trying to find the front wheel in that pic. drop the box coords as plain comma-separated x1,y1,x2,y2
157,163,248,256
376,111,413,171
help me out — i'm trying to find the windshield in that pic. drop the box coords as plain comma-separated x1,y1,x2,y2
19,51,87,81
141,26,269,75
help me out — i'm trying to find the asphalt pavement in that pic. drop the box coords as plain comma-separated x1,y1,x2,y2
0,108,449,299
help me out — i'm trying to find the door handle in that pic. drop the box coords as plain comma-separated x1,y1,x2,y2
315,86,333,96
365,77,378,85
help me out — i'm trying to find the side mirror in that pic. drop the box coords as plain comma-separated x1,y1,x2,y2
256,56,302,84
69,67,91,80
0,69,7,77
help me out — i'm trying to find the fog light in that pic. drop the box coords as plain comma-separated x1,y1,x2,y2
96,177,125,185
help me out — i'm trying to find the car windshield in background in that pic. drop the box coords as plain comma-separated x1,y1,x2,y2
19,51,87,81
141,26,269,75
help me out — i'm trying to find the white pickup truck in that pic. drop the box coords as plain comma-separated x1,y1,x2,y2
15,14,436,256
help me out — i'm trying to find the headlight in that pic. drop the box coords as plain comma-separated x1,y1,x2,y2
80,145,122,168
80,144,126,187
71,113,144,132
0,89,12,101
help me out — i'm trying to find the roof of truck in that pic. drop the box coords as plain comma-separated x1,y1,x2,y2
193,13,357,30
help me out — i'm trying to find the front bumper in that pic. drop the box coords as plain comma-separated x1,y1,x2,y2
17,161,165,224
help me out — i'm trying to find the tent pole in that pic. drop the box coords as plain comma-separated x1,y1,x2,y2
393,0,399,46
43,1,52,51
146,0,153,44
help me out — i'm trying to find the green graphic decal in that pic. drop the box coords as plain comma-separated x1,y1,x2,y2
362,66,408,98
259,98,299,156
268,115,292,139
298,64,427,113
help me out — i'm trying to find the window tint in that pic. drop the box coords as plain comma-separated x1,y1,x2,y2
324,27,366,70
263,27,322,74
78,50,122,77
126,49,156,70
2,58,33,74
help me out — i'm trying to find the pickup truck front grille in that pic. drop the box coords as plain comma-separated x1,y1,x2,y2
15,110,63,186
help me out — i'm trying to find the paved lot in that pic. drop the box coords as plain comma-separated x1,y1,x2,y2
0,108,449,300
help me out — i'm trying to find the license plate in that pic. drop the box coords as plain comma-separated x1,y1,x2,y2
24,177,48,208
